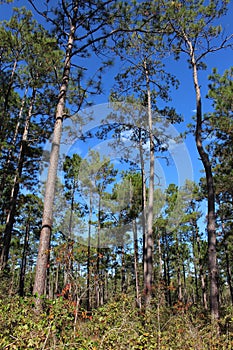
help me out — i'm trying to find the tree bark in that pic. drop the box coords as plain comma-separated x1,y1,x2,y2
138,128,147,293
192,221,199,304
87,192,93,311
186,39,219,320
129,177,141,307
19,220,30,296
0,88,36,270
33,13,77,298
143,60,154,307
223,234,233,305
0,56,19,149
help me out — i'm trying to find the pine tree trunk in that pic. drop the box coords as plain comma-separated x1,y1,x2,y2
33,16,77,299
129,177,141,307
87,192,93,311
0,88,36,270
121,245,126,293
177,263,183,303
143,60,154,307
0,57,19,148
192,221,199,303
19,220,30,296
194,222,208,310
133,219,141,307
163,231,172,307
139,128,147,291
95,196,101,308
0,84,29,199
190,49,219,320
224,238,233,305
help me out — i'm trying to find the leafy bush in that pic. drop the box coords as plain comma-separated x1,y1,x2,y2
0,294,233,349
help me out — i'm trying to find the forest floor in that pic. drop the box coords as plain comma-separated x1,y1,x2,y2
0,294,233,349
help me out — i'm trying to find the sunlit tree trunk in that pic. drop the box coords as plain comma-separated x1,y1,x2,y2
139,128,147,293
143,59,154,307
33,14,77,298
192,58,218,318
87,192,93,311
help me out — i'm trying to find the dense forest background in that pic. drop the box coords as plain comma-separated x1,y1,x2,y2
0,0,233,349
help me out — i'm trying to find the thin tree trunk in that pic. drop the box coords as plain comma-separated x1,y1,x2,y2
129,177,141,307
163,231,172,307
182,262,187,302
0,84,29,200
188,45,219,320
33,13,77,299
95,196,101,308
104,270,108,302
139,128,147,291
55,263,59,296
177,262,183,303
224,236,233,305
0,56,19,148
192,221,199,304
121,245,126,293
0,88,36,270
19,220,30,296
196,232,208,310
133,219,141,307
158,231,163,280
143,60,154,307
87,192,93,311
64,182,75,287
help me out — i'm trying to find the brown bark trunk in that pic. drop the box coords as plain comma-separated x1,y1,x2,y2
163,230,172,306
143,60,154,307
139,128,147,291
19,220,30,296
177,243,183,303
189,46,219,320
192,220,199,303
0,84,29,199
121,245,126,293
95,196,101,308
87,192,93,311
133,219,141,307
0,57,19,148
33,15,77,298
0,88,36,270
129,177,141,307
223,232,233,305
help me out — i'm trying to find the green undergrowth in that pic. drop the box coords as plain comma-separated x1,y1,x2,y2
0,295,233,349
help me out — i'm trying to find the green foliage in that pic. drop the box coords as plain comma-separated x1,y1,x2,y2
1,294,233,349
